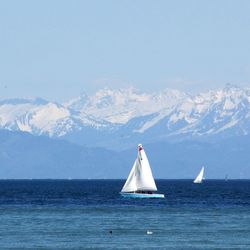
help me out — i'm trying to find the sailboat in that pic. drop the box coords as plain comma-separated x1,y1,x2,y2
193,166,205,184
120,144,164,198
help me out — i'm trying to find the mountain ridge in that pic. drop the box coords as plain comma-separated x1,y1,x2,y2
1,85,250,149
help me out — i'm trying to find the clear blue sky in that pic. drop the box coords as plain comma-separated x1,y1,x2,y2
0,0,250,101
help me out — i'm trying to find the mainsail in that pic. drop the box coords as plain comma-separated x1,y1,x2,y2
193,167,205,184
121,144,157,193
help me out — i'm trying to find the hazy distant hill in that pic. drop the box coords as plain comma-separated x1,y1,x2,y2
0,129,250,179
0,130,128,179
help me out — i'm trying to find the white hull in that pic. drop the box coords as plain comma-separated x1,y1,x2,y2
193,180,203,184
120,192,165,199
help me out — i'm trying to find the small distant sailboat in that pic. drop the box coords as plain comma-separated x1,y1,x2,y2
120,144,164,198
193,166,205,184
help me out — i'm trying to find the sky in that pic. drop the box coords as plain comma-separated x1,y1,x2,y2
0,0,250,101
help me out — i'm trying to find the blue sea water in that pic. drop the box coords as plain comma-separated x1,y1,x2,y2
0,180,250,249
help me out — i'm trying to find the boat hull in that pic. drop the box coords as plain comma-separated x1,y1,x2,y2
120,192,165,199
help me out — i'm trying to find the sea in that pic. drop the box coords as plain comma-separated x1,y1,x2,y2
0,180,250,249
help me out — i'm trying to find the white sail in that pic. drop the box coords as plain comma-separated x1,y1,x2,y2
121,160,137,192
193,167,205,184
121,144,157,192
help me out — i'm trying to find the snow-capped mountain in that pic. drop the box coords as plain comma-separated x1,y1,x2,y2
0,97,112,137
123,85,250,144
65,87,188,124
1,85,250,148
161,85,250,137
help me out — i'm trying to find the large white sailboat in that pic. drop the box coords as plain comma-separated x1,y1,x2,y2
193,166,205,184
120,144,164,198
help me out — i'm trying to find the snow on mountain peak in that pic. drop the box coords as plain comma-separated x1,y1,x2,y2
0,99,72,136
64,92,89,111
66,87,188,124
1,85,250,140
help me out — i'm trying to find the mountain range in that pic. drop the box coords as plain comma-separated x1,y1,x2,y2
0,84,250,149
0,84,250,179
